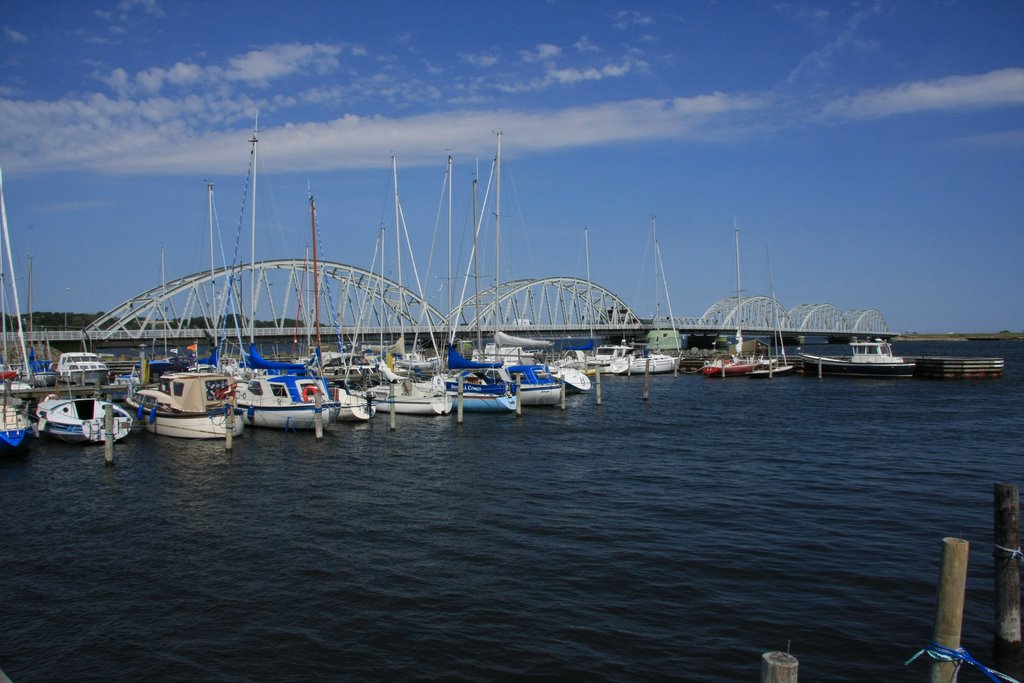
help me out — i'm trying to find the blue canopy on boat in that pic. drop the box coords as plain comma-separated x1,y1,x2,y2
562,339,595,351
447,345,501,370
246,343,306,373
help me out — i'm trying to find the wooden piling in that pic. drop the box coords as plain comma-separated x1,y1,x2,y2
560,379,566,411
456,375,464,425
314,389,324,441
995,482,1021,654
594,365,602,406
225,393,236,450
103,402,114,466
930,537,970,683
388,382,396,431
760,651,798,683
515,376,522,417
643,357,650,401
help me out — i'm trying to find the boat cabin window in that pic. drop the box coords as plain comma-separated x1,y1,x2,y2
271,384,289,398
248,381,263,396
172,382,185,397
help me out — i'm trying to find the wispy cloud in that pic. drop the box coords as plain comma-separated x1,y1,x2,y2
823,68,1024,119
4,25,28,44
784,3,882,85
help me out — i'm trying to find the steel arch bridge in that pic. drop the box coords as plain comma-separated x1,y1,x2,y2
79,260,889,345
83,260,642,344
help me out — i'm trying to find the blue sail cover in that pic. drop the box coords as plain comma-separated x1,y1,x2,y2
447,345,502,370
563,339,595,351
246,343,306,374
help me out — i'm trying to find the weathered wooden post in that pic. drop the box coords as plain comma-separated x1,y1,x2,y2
103,402,114,466
139,344,149,385
515,375,522,417
643,356,650,401
594,365,602,406
760,651,798,683
225,392,236,450
930,537,970,683
314,388,324,441
388,382,396,431
560,379,566,411
456,374,464,425
995,482,1021,656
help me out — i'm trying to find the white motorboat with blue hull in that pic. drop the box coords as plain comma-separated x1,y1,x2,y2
799,339,915,378
235,373,340,430
35,396,134,443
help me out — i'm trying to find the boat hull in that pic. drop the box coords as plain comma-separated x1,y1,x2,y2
36,398,134,443
238,402,341,430
701,360,761,377
137,407,244,439
798,354,916,378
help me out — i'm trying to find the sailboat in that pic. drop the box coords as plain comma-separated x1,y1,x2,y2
0,166,36,454
233,192,342,429
748,253,795,378
609,215,678,375
702,220,765,378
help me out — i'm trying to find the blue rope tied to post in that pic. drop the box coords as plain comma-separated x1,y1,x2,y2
904,641,1020,683
994,543,1024,565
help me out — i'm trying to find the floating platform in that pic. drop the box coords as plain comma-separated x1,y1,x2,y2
910,356,1005,379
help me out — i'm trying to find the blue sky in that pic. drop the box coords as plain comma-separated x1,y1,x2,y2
1,0,1022,333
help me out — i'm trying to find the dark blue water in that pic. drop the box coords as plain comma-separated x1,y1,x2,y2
2,341,1021,682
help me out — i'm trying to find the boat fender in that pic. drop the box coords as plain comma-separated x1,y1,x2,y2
38,417,47,432
302,385,319,402
136,404,145,420
247,405,255,420
148,407,157,424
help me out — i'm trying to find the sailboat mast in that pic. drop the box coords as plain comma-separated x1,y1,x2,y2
493,130,502,336
310,194,321,351
0,167,31,377
652,215,660,320
584,226,594,344
446,154,453,326
248,117,259,346
733,218,743,347
472,178,482,353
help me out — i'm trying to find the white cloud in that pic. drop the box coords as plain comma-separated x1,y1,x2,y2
224,43,342,85
612,10,654,30
520,43,561,63
458,51,500,68
4,25,28,43
823,68,1024,119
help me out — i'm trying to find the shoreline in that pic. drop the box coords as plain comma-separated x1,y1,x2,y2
891,332,1023,342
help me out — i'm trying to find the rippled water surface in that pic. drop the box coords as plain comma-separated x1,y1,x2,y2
2,341,1022,681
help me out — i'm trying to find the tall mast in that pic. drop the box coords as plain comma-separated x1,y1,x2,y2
493,130,502,336
446,154,453,325
0,167,30,377
584,226,594,344
248,115,259,346
733,217,743,349
309,193,321,351
207,182,216,320
652,215,660,320
391,155,404,340
472,178,482,353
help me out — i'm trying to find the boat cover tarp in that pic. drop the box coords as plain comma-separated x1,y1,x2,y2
447,345,502,370
246,343,306,373
562,339,595,351
495,330,552,348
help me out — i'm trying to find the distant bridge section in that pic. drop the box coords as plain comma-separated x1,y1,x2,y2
27,261,890,347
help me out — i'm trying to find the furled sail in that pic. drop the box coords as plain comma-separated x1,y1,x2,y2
494,330,552,348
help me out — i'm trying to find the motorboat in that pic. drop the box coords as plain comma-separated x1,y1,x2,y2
126,372,244,439
588,340,634,371
55,352,109,386
799,339,916,378
35,396,134,443
506,364,562,406
701,355,764,377
234,373,341,430
550,365,591,393
608,351,677,376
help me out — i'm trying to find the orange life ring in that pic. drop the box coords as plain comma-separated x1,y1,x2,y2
302,385,319,402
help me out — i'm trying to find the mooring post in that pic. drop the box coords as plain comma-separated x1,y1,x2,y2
103,402,114,466
930,537,970,683
760,651,798,683
643,356,651,400
314,389,324,441
388,382,396,431
560,379,566,411
515,376,522,417
594,364,602,406
995,482,1021,657
224,393,236,451
456,375,464,425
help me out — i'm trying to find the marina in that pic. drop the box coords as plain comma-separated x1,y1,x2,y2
1,340,1021,681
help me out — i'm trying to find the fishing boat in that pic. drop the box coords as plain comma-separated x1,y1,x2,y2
35,396,134,444
588,340,634,371
126,372,244,439
799,339,916,378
